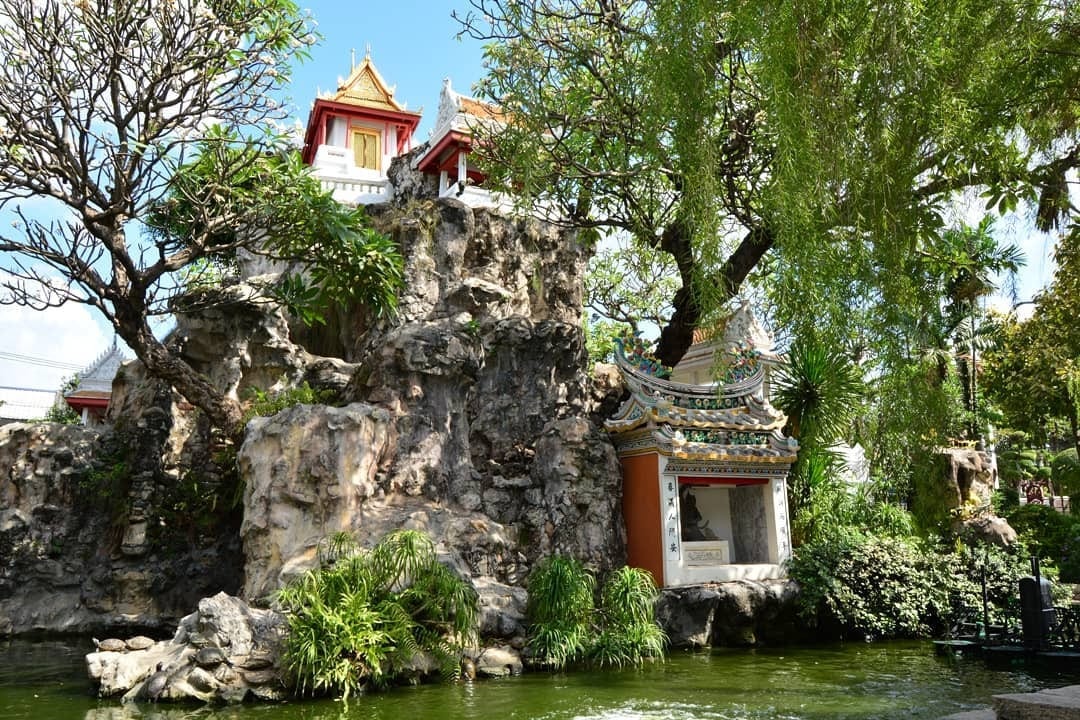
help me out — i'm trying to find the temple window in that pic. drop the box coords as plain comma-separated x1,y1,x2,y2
326,116,347,147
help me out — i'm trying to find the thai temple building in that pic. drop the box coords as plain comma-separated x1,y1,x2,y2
63,340,128,426
302,54,504,208
605,303,798,586
301,53,422,205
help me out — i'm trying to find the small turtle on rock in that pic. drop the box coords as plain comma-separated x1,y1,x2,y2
194,646,228,669
125,636,155,651
93,638,126,653
144,670,170,701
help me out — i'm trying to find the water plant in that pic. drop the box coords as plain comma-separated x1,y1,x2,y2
276,530,478,699
525,555,666,669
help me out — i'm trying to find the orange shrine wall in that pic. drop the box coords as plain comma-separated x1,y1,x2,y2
620,452,664,585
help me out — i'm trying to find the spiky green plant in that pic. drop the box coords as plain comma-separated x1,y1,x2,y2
525,557,666,670
525,555,595,670
591,566,666,667
276,530,478,699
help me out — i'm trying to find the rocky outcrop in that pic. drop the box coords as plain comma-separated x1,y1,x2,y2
913,447,1016,545
238,402,394,600
656,581,806,648
4,186,623,639
87,592,287,702
0,420,243,637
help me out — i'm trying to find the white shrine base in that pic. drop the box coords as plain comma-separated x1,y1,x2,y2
668,563,786,585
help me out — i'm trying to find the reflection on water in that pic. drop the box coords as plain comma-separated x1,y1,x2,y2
1,639,1076,720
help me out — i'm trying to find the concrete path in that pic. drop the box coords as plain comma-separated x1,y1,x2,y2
942,685,1080,719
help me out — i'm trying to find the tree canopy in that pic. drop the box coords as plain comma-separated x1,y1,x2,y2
457,0,1078,367
0,0,402,435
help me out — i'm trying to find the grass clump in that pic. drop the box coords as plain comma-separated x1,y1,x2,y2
526,555,666,670
241,381,337,424
276,530,478,699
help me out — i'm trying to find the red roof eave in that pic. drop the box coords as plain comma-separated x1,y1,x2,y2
301,98,423,165
415,130,474,174
65,396,110,411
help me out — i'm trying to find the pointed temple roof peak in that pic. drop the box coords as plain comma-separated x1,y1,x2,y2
329,52,409,113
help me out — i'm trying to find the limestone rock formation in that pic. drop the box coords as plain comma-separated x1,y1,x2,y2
3,177,624,641
914,447,1016,545
656,580,806,648
87,592,288,702
238,402,394,600
0,413,246,637
237,195,624,604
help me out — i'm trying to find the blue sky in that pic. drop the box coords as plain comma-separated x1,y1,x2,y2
0,0,1060,394
287,1,487,139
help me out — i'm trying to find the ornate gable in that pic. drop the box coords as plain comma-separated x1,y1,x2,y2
329,54,404,112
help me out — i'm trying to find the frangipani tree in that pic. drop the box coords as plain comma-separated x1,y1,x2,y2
0,0,401,436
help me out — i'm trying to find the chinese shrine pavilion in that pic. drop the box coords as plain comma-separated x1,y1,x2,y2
605,304,798,586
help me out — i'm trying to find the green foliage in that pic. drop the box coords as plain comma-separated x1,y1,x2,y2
276,530,478,699
43,402,80,425
1052,449,1080,497
772,334,863,533
37,374,81,425
788,530,944,640
1006,503,1080,582
591,567,666,668
774,336,863,444
526,555,595,670
241,382,337,424
789,529,1029,641
152,140,404,325
525,556,666,670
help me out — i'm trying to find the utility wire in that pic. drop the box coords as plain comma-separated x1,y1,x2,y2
0,351,83,371
0,384,56,393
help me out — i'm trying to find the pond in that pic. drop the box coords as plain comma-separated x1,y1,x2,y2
1,639,1076,720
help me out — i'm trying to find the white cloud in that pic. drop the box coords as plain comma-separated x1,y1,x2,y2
0,303,111,391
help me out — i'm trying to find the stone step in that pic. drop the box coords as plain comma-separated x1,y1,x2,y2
994,685,1080,720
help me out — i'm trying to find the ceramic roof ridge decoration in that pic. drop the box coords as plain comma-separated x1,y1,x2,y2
605,327,797,463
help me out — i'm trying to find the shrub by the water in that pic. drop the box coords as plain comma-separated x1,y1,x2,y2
1007,502,1080,583
788,528,1029,641
788,530,946,640
276,530,478,698
526,556,666,669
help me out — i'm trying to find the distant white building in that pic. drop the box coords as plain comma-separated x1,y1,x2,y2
0,386,56,425
63,341,128,426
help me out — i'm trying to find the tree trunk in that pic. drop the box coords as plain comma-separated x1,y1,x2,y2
1071,409,1080,462
655,223,774,367
112,306,244,443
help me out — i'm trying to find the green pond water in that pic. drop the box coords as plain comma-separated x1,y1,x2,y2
1,639,1076,720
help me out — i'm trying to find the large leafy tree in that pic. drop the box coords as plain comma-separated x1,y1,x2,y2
984,220,1080,456
0,0,401,437
456,0,1078,367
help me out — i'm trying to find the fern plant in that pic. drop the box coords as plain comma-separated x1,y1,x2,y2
276,530,478,698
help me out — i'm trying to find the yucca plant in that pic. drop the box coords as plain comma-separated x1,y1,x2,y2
276,529,478,699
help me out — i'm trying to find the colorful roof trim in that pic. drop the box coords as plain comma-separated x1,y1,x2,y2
605,333,797,464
